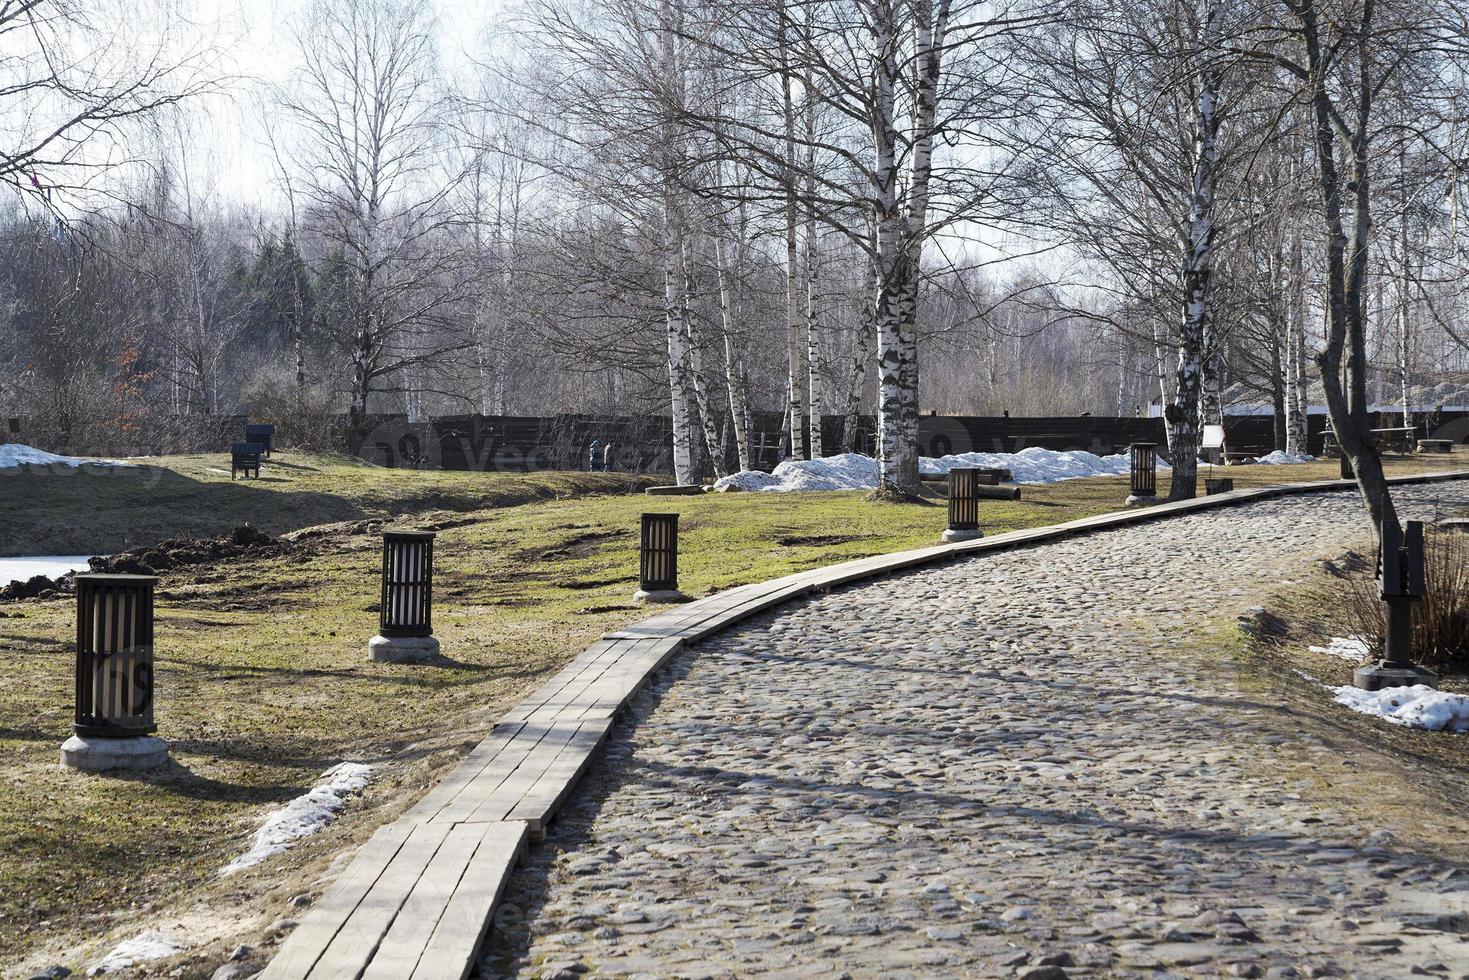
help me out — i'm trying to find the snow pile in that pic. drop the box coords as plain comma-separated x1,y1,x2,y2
220,762,372,875
1308,636,1372,663
1255,450,1316,465
1329,684,1469,733
714,447,1169,493
0,444,130,468
714,453,879,492
713,469,784,491
919,447,1159,483
89,931,182,975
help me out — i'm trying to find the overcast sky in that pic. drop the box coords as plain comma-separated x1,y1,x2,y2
178,0,497,209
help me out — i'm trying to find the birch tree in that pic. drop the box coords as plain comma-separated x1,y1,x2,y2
278,0,476,442
1238,0,1440,536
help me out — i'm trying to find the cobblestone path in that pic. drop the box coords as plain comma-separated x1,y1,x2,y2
482,486,1469,979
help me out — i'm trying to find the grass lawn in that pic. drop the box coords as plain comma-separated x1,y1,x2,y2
0,448,1463,976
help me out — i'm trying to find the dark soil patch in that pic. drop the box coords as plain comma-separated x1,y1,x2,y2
560,576,635,591
513,529,630,563
0,524,290,603
775,533,877,547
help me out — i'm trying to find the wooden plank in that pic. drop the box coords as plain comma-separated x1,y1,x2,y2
497,640,626,725
409,821,528,980
360,822,488,980
569,639,683,718
257,822,415,980
517,645,634,724
460,719,586,824
505,719,613,830
427,722,566,825
305,822,455,979
400,722,528,825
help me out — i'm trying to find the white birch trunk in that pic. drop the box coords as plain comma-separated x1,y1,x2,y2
1397,209,1413,432
780,6,806,461
1286,233,1309,454
844,247,877,453
663,246,694,483
682,239,727,478
869,0,915,491
803,86,824,458
1169,3,1220,500
659,0,692,484
713,232,751,471
1200,305,1224,429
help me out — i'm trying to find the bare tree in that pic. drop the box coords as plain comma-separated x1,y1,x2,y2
0,0,213,216
278,0,476,440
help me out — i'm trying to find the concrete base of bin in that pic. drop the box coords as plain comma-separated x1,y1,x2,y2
1352,662,1439,692
634,588,689,605
61,734,170,772
369,634,441,663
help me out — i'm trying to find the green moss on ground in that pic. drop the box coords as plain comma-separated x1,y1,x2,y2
0,449,1461,973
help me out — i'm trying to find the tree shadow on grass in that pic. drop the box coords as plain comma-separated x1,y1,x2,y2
94,756,311,806
162,653,546,685
0,464,372,556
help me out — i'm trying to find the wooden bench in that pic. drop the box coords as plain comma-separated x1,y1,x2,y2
245,424,276,457
231,443,263,480
1372,426,1417,453
1418,439,1454,454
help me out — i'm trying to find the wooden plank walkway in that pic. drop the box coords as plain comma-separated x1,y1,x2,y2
260,468,1469,979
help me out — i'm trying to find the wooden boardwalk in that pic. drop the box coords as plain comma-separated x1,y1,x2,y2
259,469,1469,980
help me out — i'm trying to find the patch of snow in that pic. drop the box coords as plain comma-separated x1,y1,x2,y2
713,469,791,492
1308,636,1372,663
0,443,130,468
220,762,372,875
713,448,1177,494
1329,684,1469,733
919,447,1172,483
1254,450,1316,465
0,555,95,587
89,931,181,975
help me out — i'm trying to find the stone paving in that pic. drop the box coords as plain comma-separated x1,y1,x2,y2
480,486,1469,979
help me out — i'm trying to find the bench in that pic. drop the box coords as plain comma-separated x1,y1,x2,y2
1372,426,1417,453
231,443,263,480
1417,439,1454,454
245,423,276,457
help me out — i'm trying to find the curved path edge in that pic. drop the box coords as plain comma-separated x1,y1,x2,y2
259,468,1469,980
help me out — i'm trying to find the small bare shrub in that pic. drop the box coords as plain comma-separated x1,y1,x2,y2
1335,527,1469,674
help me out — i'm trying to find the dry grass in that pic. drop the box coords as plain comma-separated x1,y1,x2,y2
1318,525,1469,674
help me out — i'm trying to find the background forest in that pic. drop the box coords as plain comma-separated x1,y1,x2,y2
2,0,1469,488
